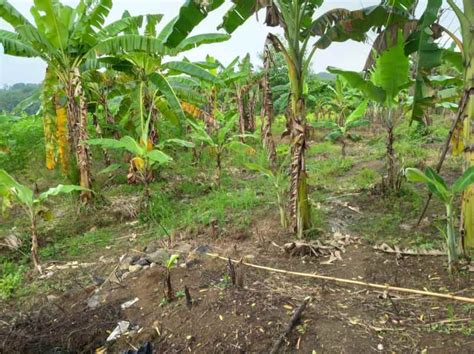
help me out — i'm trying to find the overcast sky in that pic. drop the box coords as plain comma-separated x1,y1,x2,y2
0,0,461,86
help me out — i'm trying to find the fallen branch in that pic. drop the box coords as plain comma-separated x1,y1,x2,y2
374,243,445,256
205,253,474,304
270,297,310,354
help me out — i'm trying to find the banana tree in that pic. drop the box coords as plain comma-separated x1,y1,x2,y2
0,169,86,273
445,0,474,250
329,34,410,192
246,159,289,228
0,0,164,202
406,0,474,249
406,166,474,272
313,101,368,157
166,0,415,238
88,84,194,186
188,113,255,186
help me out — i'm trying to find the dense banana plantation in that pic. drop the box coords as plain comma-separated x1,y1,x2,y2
0,0,473,352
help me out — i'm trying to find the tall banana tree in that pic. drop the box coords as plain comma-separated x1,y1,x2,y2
405,0,474,250
0,0,162,201
0,0,229,202
445,0,474,250
166,0,414,238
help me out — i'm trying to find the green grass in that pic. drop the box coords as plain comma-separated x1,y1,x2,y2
40,227,116,259
0,260,25,300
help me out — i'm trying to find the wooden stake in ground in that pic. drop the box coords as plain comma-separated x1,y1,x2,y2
206,253,474,304
270,297,310,354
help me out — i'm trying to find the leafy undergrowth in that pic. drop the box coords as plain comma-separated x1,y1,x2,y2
1,116,472,352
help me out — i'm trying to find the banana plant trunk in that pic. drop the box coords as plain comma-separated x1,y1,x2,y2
461,0,474,249
289,77,311,238
446,203,459,273
260,49,277,169
30,216,41,273
66,68,92,202
236,89,246,137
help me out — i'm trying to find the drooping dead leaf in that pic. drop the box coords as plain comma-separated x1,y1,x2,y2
374,243,445,256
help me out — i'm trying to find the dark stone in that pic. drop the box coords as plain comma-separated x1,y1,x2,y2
194,245,211,254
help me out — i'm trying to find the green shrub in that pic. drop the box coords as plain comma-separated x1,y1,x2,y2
0,261,25,300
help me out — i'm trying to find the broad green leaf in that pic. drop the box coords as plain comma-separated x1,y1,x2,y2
452,167,474,194
0,0,32,27
326,130,343,142
220,0,262,33
162,61,220,84
164,0,225,48
88,35,165,57
424,167,450,202
346,101,368,124
225,141,255,155
98,163,125,175
0,169,34,208
312,120,339,129
0,30,39,57
405,167,432,184
245,163,274,180
149,72,186,124
407,0,443,123
161,139,195,149
38,184,87,201
327,67,385,103
88,137,143,156
371,34,410,105
217,113,238,145
174,33,230,53
147,150,172,164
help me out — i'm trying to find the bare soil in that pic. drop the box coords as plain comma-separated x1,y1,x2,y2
1,205,473,353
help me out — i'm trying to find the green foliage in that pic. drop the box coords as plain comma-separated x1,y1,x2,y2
0,261,25,300
0,115,44,173
406,166,474,271
0,83,41,114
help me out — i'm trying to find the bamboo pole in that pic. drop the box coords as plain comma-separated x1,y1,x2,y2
205,253,474,304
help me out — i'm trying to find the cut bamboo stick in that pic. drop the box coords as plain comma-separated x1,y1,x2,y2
205,253,474,304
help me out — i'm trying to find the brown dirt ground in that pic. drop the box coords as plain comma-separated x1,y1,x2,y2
1,206,473,354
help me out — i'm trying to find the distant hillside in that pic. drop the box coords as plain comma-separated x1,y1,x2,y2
316,72,336,81
0,83,41,115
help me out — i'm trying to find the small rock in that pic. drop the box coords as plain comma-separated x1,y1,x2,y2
47,295,59,302
150,262,157,268
121,271,131,280
91,275,105,286
194,245,211,254
175,244,192,254
129,264,142,273
136,258,150,266
144,240,160,253
143,265,150,271
87,294,101,309
145,249,169,265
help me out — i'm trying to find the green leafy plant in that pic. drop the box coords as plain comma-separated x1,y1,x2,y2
163,254,179,302
329,34,410,191
89,84,194,186
0,169,87,273
313,100,369,157
188,112,255,186
245,159,289,228
405,166,474,272
0,261,25,300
